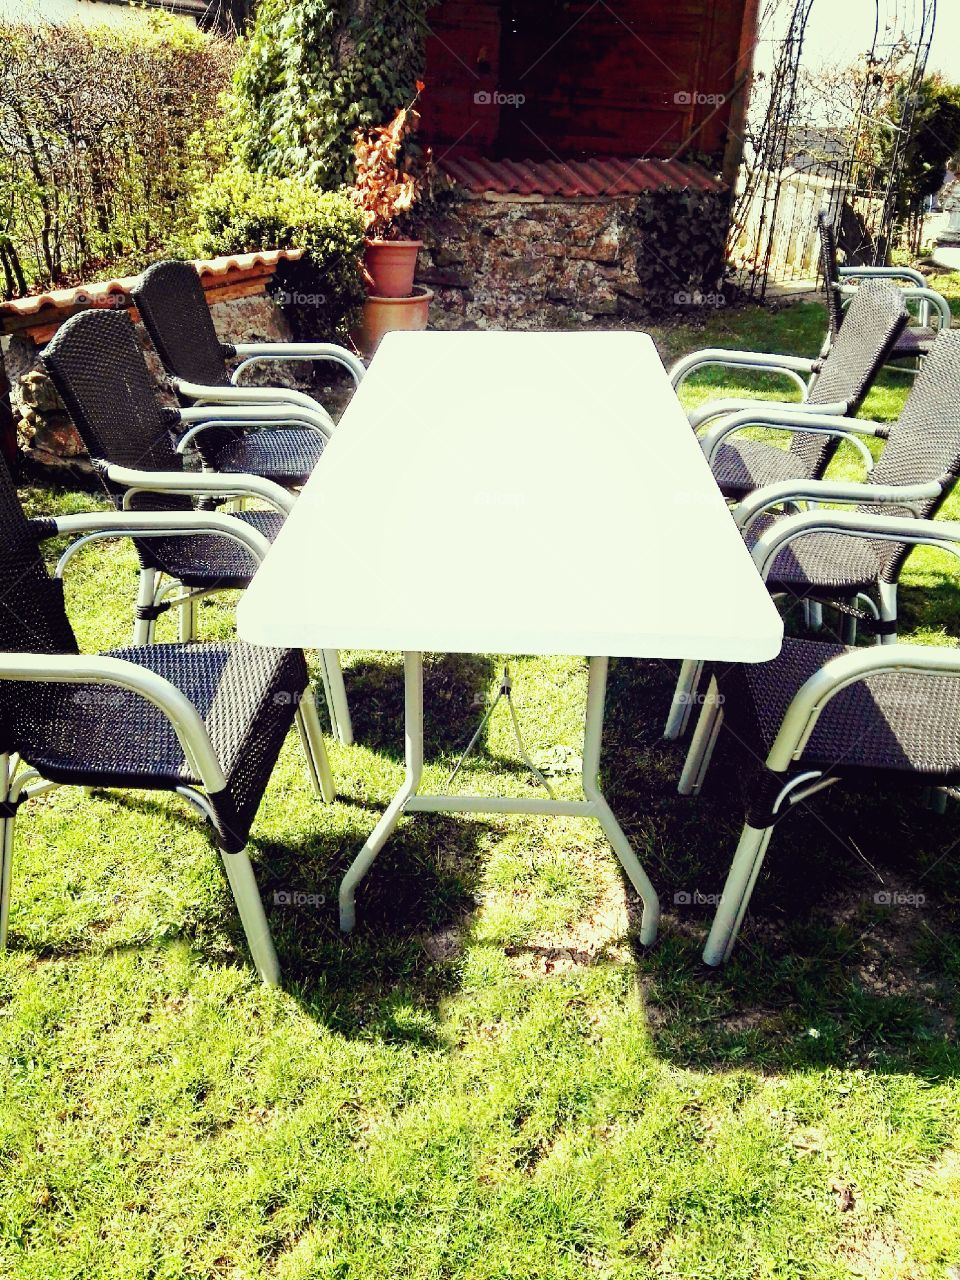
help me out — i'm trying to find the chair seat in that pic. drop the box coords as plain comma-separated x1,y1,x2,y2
205,429,326,486
712,439,829,502
720,637,960,779
745,512,883,596
890,325,937,359
145,509,285,589
12,641,307,848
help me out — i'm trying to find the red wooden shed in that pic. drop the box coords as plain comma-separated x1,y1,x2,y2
417,0,759,183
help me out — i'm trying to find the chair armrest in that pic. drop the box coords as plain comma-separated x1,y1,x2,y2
688,396,848,432
101,464,295,515
767,633,960,772
36,508,274,578
733,478,943,535
176,395,334,438
669,348,815,395
0,651,228,793
231,341,366,387
899,287,953,330
750,509,960,587
700,408,886,471
838,265,927,287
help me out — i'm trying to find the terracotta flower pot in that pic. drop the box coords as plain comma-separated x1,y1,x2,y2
363,238,423,298
354,286,434,359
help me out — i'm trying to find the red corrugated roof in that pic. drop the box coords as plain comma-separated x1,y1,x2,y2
0,250,303,326
439,155,723,197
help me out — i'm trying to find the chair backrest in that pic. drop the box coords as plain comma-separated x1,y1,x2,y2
41,309,190,514
865,329,960,577
817,208,845,341
0,451,78,660
783,279,907,477
806,278,907,412
131,260,233,391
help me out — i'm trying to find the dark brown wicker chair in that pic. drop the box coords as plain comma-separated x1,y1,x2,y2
666,329,960,741
678,510,960,964
131,260,365,488
732,328,960,639
817,208,951,370
41,308,353,746
0,452,333,983
688,280,908,502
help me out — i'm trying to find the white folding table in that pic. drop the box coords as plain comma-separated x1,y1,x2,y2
237,331,783,943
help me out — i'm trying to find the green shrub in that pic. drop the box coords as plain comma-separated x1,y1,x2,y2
230,0,431,190
634,187,731,314
195,166,366,339
0,15,235,298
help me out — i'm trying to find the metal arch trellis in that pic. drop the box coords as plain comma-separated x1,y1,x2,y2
730,0,936,299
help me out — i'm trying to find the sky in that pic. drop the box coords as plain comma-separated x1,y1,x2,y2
775,0,960,80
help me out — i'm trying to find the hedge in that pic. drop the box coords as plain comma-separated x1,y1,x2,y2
0,15,235,300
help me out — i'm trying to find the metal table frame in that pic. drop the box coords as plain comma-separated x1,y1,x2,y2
338,651,660,944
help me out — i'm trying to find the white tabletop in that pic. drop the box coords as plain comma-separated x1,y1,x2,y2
237,331,783,661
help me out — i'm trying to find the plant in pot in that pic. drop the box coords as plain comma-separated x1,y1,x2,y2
351,86,433,357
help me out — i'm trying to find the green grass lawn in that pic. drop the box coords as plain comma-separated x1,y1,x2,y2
2,277,960,1279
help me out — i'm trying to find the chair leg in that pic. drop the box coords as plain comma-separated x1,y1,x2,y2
0,806,14,950
807,601,823,632
219,848,280,985
295,695,336,803
878,581,898,646
178,594,197,643
321,650,353,746
678,678,724,796
702,821,775,966
664,659,703,740
844,597,858,646
132,567,158,645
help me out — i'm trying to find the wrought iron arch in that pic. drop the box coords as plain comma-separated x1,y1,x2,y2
730,0,937,298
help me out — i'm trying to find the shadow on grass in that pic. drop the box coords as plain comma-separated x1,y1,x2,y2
343,651,497,760
601,656,960,1080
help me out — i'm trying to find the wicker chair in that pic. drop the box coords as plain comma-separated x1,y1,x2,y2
666,329,960,740
817,208,951,371
677,509,960,965
672,280,908,502
41,308,353,746
0,453,333,983
131,260,366,489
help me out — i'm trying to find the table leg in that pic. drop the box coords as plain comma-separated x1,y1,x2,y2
582,656,660,945
338,650,424,932
338,652,660,946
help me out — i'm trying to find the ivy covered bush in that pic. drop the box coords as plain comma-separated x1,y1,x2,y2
634,187,731,314
0,16,234,299
231,0,432,189
195,167,366,339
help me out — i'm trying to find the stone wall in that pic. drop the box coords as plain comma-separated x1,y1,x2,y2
2,293,312,480
414,194,646,330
